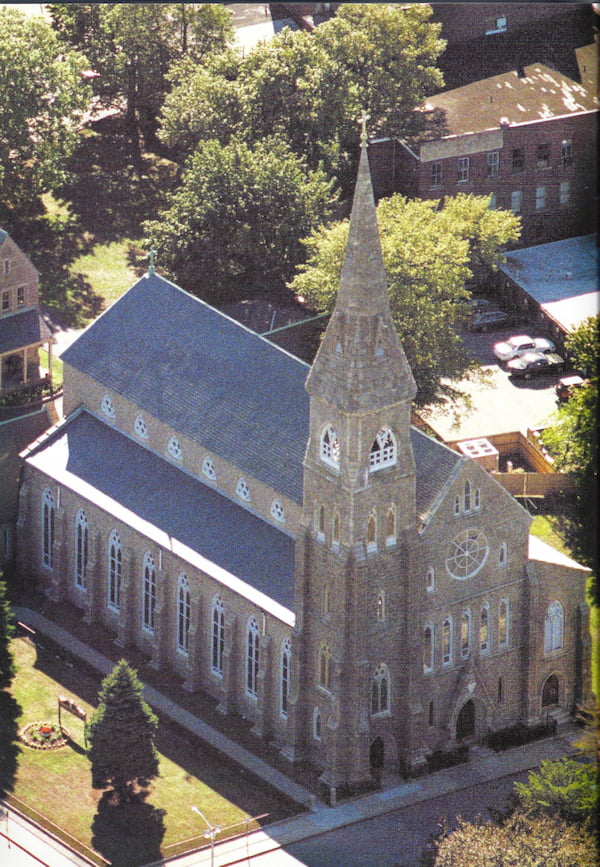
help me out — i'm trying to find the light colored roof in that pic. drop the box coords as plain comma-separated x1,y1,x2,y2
528,534,589,572
423,63,597,137
499,235,598,334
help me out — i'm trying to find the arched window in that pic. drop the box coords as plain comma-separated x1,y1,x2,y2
461,610,472,659
75,510,88,589
332,511,340,549
474,488,481,510
202,456,216,481
497,676,504,704
369,428,396,471
313,707,322,740
318,643,331,691
211,596,224,676
101,394,115,419
498,598,509,648
499,542,507,565
426,567,435,592
480,604,490,653
142,552,156,632
177,574,190,654
323,584,330,616
42,488,55,569
376,591,385,621
428,700,434,727
371,663,390,715
442,617,453,665
270,499,285,522
464,480,472,512
544,602,564,654
108,530,122,611
246,617,259,698
385,504,396,546
320,425,340,468
317,505,325,541
454,495,461,516
280,638,291,719
424,623,434,673
542,673,559,707
236,478,250,501
366,512,377,551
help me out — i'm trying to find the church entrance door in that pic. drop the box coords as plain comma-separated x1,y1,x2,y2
369,737,384,776
542,674,559,707
456,699,475,740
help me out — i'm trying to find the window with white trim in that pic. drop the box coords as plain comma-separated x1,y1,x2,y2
177,573,191,654
461,609,472,659
167,436,183,460
371,663,390,715
431,161,442,188
453,495,461,516
280,638,291,718
142,552,156,632
424,623,434,673
246,617,260,698
75,510,88,589
236,478,250,501
320,425,340,468
498,598,509,648
486,152,499,176
270,499,285,522
134,414,148,439
211,596,225,676
202,457,216,480
442,616,453,665
480,604,490,653
108,530,121,611
544,601,564,654
17,286,25,306
1,290,9,311
457,157,470,182
42,488,55,569
318,642,331,691
474,488,481,510
560,139,573,167
369,428,396,471
101,395,115,419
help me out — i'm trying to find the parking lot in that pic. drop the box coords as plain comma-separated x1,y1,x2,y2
419,323,572,442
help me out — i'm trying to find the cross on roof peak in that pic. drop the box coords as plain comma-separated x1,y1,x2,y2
358,110,370,148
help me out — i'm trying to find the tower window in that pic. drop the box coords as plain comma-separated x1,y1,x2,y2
426,567,435,592
313,708,322,740
369,428,396,471
332,512,340,550
323,584,330,616
385,505,396,546
376,591,385,621
320,425,340,468
317,505,326,541
371,663,390,715
318,643,332,691
424,623,434,673
366,512,377,552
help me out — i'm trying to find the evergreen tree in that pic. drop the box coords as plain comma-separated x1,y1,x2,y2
0,576,15,690
87,660,159,803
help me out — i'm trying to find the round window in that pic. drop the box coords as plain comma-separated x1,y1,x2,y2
445,529,488,579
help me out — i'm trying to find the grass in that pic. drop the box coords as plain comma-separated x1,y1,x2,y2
68,239,140,310
39,347,64,387
8,638,296,863
529,515,571,555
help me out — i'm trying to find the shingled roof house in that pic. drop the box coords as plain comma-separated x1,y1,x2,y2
16,139,589,795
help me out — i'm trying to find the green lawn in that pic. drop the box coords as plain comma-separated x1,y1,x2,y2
39,347,64,387
529,515,571,555
69,239,140,309
8,639,296,863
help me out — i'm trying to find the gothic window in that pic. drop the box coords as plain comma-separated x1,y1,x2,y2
142,552,156,632
369,428,396,471
498,598,509,648
480,604,490,653
134,414,148,439
108,530,122,611
499,542,507,565
313,708,322,740
332,511,340,550
371,663,390,715
474,488,481,510
75,510,88,589
236,478,251,502
542,674,559,707
376,591,385,622
177,574,190,654
101,394,115,419
318,642,331,691
424,623,434,673
280,638,291,719
544,601,564,654
366,512,377,552
323,584,330,616
270,499,285,522
167,436,183,460
42,488,55,569
446,529,489,579
442,617,453,665
246,617,259,698
463,480,472,512
461,610,472,659
497,676,504,704
426,567,435,592
317,505,325,541
202,457,216,480
385,504,396,546
211,596,225,676
320,425,340,469
453,496,461,516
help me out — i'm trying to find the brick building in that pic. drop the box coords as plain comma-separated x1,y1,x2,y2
15,140,590,796
370,63,597,247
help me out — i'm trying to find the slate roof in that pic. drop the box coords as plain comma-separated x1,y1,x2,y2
23,410,296,618
61,273,310,503
0,309,52,355
0,408,51,521
411,426,464,527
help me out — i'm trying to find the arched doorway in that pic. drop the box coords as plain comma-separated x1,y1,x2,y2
542,674,559,707
369,737,384,778
456,699,475,740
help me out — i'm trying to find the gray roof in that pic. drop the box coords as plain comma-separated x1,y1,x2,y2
62,273,310,503
0,408,51,520
411,426,463,526
499,235,598,333
24,410,297,612
0,309,52,355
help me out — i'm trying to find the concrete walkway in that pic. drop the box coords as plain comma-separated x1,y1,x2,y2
14,607,581,867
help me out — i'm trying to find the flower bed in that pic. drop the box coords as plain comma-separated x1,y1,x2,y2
19,721,71,750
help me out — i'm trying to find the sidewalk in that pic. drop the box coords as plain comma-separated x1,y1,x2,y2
14,607,580,867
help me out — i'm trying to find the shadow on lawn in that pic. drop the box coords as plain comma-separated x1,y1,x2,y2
0,691,22,796
92,790,166,867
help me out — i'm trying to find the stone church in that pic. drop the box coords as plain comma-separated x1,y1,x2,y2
16,136,589,793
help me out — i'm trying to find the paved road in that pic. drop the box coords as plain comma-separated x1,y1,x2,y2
0,803,95,867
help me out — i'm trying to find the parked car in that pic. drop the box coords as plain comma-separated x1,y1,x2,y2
467,297,499,314
470,309,512,332
493,334,555,362
555,375,586,402
507,351,565,379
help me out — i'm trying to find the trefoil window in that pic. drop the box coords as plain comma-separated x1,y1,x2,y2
202,457,216,480
236,478,250,502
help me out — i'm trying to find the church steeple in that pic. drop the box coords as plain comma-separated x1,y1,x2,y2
305,117,417,412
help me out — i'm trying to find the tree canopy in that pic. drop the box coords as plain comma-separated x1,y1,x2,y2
87,659,159,802
289,192,521,405
144,137,338,304
513,758,597,830
0,7,91,221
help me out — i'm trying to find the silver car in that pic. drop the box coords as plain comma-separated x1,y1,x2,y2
493,334,555,362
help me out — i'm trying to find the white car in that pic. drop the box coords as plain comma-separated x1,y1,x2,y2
493,334,555,362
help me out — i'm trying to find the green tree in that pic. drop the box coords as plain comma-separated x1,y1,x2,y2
87,660,159,803
0,576,15,690
290,193,520,405
0,7,91,221
513,758,597,829
144,137,337,303
429,810,597,867
541,316,598,580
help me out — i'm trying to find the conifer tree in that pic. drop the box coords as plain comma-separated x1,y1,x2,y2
87,660,159,802
0,576,15,690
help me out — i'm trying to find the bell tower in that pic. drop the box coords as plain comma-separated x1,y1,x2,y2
287,118,418,796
